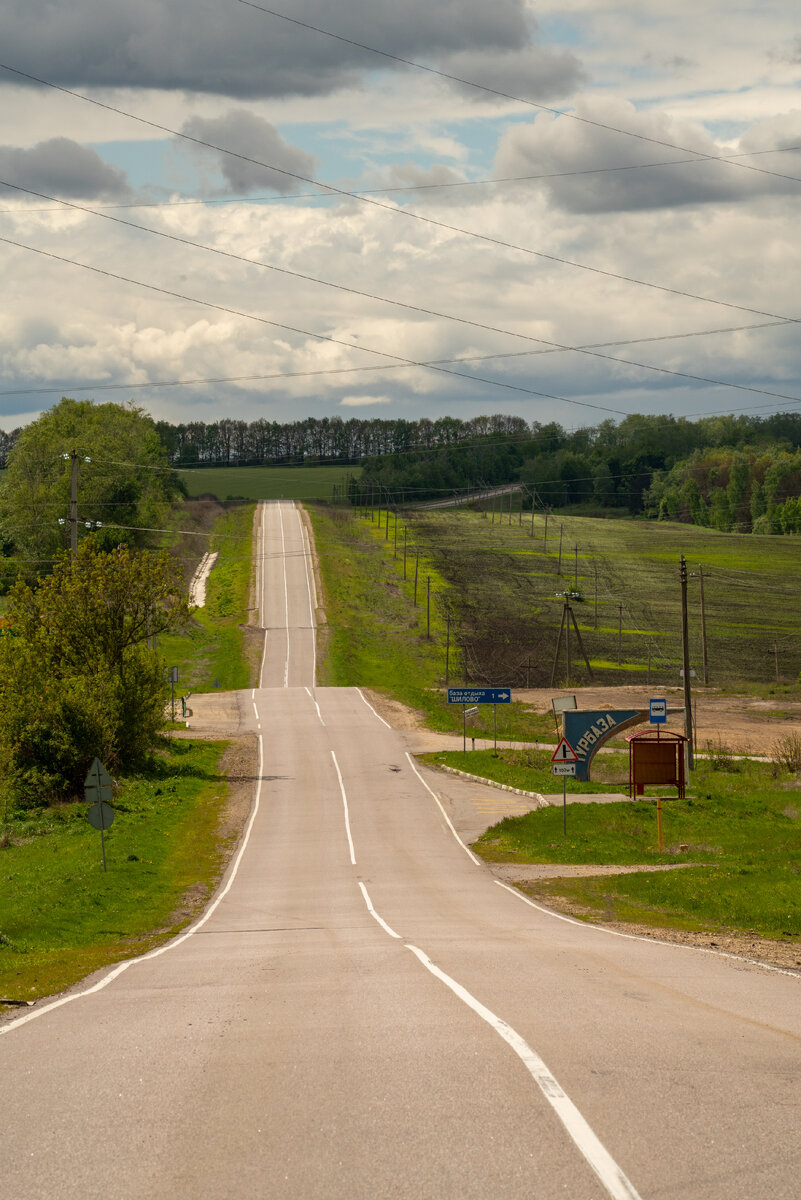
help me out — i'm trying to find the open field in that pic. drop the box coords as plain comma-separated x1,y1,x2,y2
404,505,801,689
180,465,354,502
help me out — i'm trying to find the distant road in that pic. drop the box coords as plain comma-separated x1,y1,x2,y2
2,499,800,1199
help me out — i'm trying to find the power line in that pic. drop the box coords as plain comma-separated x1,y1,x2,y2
0,233,640,419
3,143,799,217
0,318,793,402
1,63,796,324
5,179,801,411
230,3,801,188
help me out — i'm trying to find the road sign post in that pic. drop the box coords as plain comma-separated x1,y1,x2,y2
551,738,578,835
448,689,511,758
85,758,114,872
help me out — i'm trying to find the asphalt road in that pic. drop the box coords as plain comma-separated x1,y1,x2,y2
2,499,800,1199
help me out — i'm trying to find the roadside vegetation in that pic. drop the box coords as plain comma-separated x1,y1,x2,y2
430,745,800,943
0,738,236,1007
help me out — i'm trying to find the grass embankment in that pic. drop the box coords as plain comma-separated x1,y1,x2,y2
308,506,549,738
407,506,801,689
0,738,237,1007
448,747,801,940
180,464,354,502
159,504,256,694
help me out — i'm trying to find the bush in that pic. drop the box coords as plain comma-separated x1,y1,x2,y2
771,731,801,773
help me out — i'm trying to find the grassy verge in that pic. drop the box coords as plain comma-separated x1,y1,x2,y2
462,750,801,939
423,746,629,793
0,738,237,1008
308,506,550,737
159,504,256,694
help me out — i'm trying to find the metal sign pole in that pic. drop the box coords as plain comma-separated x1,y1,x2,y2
493,704,497,757
99,799,107,872
563,777,567,835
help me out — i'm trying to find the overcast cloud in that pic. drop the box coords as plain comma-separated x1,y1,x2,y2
0,1,799,430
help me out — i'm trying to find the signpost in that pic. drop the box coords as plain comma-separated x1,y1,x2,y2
649,698,667,724
85,758,114,872
447,688,512,758
551,738,578,834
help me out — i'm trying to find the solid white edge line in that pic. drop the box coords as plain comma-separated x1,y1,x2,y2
1,733,268,1038
305,686,326,727
404,752,481,865
356,688,392,728
258,503,269,687
358,882,401,939
331,750,356,865
404,943,643,1200
279,502,290,688
296,503,317,685
495,880,801,980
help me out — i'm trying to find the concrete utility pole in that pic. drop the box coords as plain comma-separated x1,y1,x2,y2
680,554,694,768
69,450,79,558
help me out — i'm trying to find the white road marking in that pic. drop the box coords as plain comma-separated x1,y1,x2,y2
296,504,317,684
496,881,801,980
356,688,392,728
405,943,644,1200
405,752,481,866
305,686,326,727
358,882,401,939
1,733,268,1037
279,503,290,688
331,750,356,865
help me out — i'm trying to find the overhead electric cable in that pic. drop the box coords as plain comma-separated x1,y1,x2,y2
1,63,797,322
2,142,799,216
0,318,792,401
5,179,801,408
232,2,801,186
0,233,633,418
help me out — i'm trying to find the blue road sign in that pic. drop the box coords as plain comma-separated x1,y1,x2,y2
447,688,511,704
649,698,667,724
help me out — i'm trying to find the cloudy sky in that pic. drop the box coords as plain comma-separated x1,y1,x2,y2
1,1,800,432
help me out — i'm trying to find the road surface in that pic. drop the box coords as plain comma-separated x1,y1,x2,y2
2,499,799,1199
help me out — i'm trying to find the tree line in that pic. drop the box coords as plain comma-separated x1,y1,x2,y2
352,411,801,531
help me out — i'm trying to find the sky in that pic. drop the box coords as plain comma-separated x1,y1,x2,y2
1,1,800,433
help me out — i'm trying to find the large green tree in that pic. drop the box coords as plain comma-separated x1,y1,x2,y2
0,542,191,805
0,398,182,570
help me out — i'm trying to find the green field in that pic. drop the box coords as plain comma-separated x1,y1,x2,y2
180,465,355,502
403,505,801,689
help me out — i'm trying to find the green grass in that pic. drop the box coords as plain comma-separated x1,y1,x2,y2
406,506,801,690
0,738,236,1006
308,506,552,737
465,751,801,940
424,747,628,793
180,465,355,502
158,504,256,693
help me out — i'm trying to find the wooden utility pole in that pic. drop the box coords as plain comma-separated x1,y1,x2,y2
403,528,407,579
445,611,451,685
617,603,623,666
699,564,709,685
594,563,598,628
574,545,578,590
530,490,536,537
413,550,419,606
680,555,694,768
543,510,549,551
426,576,431,639
557,524,563,574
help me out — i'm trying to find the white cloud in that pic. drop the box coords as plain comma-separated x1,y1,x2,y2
339,395,393,407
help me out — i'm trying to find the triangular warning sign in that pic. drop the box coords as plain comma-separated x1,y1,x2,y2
551,737,579,763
